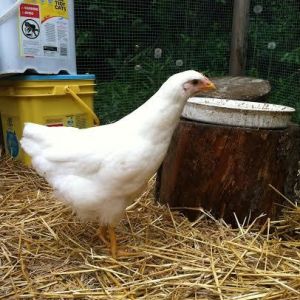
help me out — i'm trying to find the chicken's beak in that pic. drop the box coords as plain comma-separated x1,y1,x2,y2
186,76,216,96
199,77,216,92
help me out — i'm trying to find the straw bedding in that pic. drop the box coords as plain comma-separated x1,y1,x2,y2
0,157,299,299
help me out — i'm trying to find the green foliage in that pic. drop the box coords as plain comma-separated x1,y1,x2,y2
75,0,233,123
95,47,183,122
75,0,299,124
247,0,300,123
281,48,300,65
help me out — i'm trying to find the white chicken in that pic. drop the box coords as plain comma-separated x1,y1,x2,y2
20,70,215,258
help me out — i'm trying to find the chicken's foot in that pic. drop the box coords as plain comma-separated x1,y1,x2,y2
97,225,137,259
108,225,117,259
97,225,110,247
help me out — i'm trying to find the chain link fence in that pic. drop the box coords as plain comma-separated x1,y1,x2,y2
75,0,299,124
75,0,233,123
247,0,300,123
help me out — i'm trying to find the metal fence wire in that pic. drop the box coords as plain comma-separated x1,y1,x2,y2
247,0,300,123
75,0,300,124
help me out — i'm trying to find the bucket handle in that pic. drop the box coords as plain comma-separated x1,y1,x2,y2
64,86,100,126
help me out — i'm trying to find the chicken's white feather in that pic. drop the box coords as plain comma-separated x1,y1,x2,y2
21,70,214,225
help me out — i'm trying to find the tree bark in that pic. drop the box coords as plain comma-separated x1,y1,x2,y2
157,120,300,225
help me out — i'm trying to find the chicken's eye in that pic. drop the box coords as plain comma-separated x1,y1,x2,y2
191,79,200,85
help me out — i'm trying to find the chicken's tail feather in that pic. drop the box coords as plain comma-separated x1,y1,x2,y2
20,123,50,156
22,122,50,141
21,122,79,158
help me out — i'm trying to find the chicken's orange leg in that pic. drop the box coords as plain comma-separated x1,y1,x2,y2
97,225,110,247
98,225,135,258
108,225,117,259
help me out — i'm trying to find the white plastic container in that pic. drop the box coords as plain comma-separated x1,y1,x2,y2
182,98,295,129
0,0,76,76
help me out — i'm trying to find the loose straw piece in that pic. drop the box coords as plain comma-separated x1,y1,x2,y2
0,156,300,299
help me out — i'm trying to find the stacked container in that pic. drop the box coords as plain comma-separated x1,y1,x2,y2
0,0,77,75
0,0,98,164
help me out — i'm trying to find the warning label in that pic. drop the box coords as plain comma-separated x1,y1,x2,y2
19,4,42,56
20,3,40,18
19,0,69,58
44,114,88,128
22,19,40,39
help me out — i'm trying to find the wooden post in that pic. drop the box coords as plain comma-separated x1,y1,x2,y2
229,0,251,76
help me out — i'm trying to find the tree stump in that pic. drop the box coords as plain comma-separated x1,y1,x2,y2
196,76,271,102
156,120,300,225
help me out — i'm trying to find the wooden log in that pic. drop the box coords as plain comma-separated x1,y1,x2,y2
157,120,300,225
229,0,251,76
196,76,271,102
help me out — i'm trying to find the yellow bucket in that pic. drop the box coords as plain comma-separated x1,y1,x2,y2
0,74,99,165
